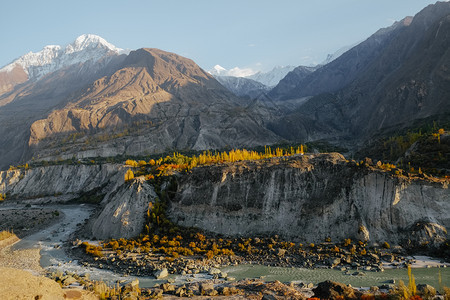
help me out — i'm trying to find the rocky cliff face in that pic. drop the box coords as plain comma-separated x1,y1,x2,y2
0,164,124,199
1,154,448,245
0,163,157,239
169,153,449,246
89,177,157,239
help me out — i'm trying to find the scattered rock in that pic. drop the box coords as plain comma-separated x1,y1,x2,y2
154,268,168,279
262,294,277,300
329,257,341,267
200,282,218,296
161,282,175,293
151,288,163,297
382,254,394,262
208,267,221,275
175,285,186,297
61,275,77,286
417,284,436,298
277,248,286,257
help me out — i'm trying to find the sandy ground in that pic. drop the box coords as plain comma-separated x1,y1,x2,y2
0,207,98,299
0,267,65,300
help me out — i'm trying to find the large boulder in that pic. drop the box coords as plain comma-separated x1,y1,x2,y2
313,280,361,300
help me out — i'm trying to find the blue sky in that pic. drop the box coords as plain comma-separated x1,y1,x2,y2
0,0,442,73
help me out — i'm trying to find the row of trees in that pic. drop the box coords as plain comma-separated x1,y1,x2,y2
124,146,306,181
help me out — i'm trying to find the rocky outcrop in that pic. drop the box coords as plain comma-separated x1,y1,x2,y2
89,178,157,239
168,153,450,246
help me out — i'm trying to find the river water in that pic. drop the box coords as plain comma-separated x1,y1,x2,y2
222,264,450,289
6,205,450,290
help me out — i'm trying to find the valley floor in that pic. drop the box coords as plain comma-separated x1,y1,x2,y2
0,203,449,299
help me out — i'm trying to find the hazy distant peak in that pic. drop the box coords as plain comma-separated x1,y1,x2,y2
322,42,361,65
247,65,296,87
208,65,257,77
209,65,295,87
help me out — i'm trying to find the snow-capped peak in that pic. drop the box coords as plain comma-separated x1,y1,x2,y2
209,64,227,76
0,34,125,80
66,34,121,54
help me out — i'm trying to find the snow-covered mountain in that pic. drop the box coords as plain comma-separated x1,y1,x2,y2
209,64,228,76
0,34,126,80
215,76,270,98
247,65,295,87
209,65,296,98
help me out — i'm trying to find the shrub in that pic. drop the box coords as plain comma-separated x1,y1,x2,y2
81,242,103,257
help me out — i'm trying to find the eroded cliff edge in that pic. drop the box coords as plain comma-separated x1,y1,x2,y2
0,153,448,247
169,153,449,246
0,164,158,239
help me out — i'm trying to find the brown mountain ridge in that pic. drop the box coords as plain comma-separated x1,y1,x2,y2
27,48,280,162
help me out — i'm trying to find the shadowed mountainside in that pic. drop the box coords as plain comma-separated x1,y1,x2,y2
268,2,450,145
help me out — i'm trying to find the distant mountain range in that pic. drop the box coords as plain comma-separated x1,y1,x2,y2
209,65,295,98
0,1,449,170
0,36,279,169
268,1,450,144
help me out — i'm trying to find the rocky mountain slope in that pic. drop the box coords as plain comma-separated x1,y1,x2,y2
269,17,412,100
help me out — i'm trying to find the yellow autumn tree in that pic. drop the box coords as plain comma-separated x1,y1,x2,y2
125,160,138,167
124,169,134,181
